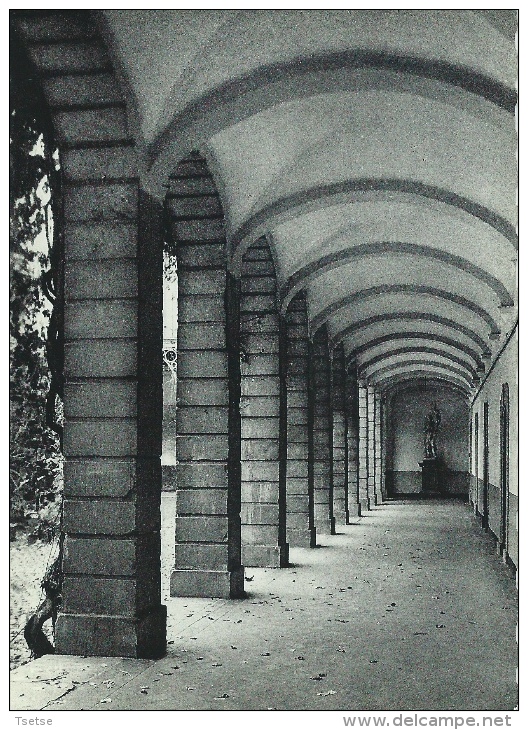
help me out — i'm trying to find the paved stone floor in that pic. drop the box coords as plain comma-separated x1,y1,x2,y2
10,497,518,711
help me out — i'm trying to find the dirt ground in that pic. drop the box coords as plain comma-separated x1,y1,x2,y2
10,531,59,671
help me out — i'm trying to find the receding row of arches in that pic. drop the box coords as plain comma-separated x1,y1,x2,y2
11,9,517,659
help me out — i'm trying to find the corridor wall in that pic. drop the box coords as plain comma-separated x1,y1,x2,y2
386,385,470,495
470,327,517,568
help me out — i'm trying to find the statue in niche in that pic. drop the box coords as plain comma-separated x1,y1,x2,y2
423,402,441,459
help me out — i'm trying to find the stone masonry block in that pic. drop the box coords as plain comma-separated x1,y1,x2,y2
179,295,225,323
174,543,229,571
64,380,136,418
65,222,137,260
175,516,229,543
176,463,228,489
64,419,137,457
64,183,138,223
177,351,228,378
55,107,128,144
241,504,279,524
176,434,229,461
62,534,159,576
177,378,229,406
241,418,279,440
175,489,228,515
177,322,226,350
176,243,226,268
241,462,279,481
241,439,280,461
65,260,137,300
239,395,280,417
176,406,229,434
65,300,137,339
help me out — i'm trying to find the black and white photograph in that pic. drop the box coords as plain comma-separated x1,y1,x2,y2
9,6,519,719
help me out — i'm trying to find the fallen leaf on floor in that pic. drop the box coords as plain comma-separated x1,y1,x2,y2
246,576,254,581
186,687,195,691
413,632,427,636
317,690,336,696
260,652,270,656
310,673,327,680
369,660,378,664
231,646,237,649
436,624,446,628
212,663,222,667
297,656,305,660
214,693,230,699
336,647,346,653
140,689,148,695
196,657,204,661
100,697,112,703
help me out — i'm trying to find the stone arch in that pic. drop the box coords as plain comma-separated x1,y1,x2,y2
230,181,517,270
350,335,482,370
12,9,166,658
322,285,501,342
356,345,478,381
320,313,490,356
366,359,475,387
279,241,513,313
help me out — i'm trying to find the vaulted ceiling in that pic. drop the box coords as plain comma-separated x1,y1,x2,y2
100,9,517,397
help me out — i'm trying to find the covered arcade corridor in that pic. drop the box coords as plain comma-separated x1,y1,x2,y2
10,8,517,711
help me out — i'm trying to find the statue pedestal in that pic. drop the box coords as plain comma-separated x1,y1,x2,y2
419,458,441,493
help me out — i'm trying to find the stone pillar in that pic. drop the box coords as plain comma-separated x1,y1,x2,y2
239,240,288,567
309,327,335,535
374,393,383,502
285,293,316,547
58,184,166,658
367,386,377,506
13,7,169,659
346,364,361,517
332,344,349,525
358,381,370,512
170,155,244,599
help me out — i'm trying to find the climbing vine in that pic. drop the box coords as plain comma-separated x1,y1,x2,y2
10,32,63,532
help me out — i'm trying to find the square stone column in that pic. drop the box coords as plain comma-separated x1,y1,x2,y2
240,241,288,568
57,182,166,658
346,364,361,517
374,393,383,502
309,327,335,535
285,293,316,547
332,345,349,525
170,156,244,599
367,386,378,506
358,381,371,512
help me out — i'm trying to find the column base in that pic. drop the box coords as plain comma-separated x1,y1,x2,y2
360,498,371,512
243,543,289,568
171,567,245,598
333,509,349,526
314,517,336,535
287,527,316,548
348,502,361,517
55,604,167,659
